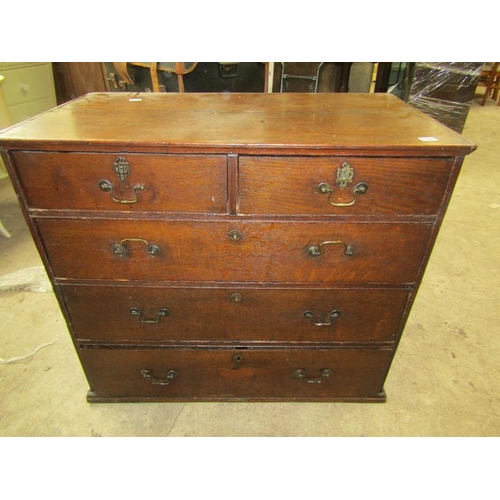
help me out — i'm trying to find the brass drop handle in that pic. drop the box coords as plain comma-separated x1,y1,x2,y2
130,307,169,324
98,156,145,204
317,161,368,207
307,240,355,257
113,238,160,256
99,180,145,204
303,309,340,326
317,181,368,207
294,368,333,384
141,369,178,386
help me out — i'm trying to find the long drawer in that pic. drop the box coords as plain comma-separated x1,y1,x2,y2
38,219,432,284
238,156,453,216
12,152,228,213
61,284,409,344
80,347,393,401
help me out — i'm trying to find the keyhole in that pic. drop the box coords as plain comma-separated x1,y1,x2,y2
232,354,244,369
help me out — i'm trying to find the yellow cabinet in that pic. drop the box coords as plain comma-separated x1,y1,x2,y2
0,62,57,124
0,62,57,178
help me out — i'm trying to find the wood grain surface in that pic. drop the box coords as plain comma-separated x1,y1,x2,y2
0,93,476,156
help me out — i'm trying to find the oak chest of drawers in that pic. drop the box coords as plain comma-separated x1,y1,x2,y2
0,92,476,402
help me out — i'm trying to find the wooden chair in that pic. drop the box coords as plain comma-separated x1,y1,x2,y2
479,62,500,106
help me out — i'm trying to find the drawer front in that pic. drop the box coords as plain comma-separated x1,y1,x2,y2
12,152,227,213
238,156,453,216
62,285,409,344
39,219,432,284
80,347,393,400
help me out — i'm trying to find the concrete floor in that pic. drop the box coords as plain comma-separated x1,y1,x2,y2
0,92,499,437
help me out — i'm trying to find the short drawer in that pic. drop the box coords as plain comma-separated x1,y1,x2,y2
80,347,393,401
238,156,453,216
12,152,227,213
38,219,432,284
61,285,409,344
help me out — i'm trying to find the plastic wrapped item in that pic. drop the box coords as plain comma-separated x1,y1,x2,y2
403,62,484,133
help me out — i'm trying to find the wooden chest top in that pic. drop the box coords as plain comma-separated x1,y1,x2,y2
0,92,476,156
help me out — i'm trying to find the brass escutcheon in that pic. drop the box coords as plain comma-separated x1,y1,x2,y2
232,354,244,370
113,156,130,182
228,229,242,241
